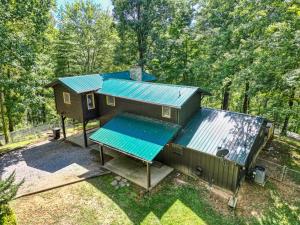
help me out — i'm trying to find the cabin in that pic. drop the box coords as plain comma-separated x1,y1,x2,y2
46,70,156,147
48,70,272,192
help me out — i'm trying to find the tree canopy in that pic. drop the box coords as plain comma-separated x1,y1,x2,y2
0,0,299,143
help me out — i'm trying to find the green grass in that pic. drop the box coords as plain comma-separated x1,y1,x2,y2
0,205,17,225
250,182,300,225
11,174,242,225
10,173,300,225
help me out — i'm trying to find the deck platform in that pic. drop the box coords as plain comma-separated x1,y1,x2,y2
104,156,173,189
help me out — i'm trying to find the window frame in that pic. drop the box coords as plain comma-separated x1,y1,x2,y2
63,92,71,104
162,105,171,118
106,95,115,106
86,93,95,110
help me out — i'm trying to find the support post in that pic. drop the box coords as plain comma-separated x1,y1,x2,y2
83,120,88,148
99,145,104,166
61,115,66,139
146,162,151,190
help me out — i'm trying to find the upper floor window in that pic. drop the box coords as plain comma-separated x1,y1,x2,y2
86,93,95,110
106,95,115,106
162,106,171,118
63,92,71,104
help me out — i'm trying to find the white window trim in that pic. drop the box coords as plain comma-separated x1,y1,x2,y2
106,95,115,106
86,93,95,110
162,106,171,118
63,92,71,104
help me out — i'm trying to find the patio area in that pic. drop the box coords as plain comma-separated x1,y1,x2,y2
104,155,173,190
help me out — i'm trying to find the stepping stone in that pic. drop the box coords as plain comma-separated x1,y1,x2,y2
115,176,122,181
111,180,118,186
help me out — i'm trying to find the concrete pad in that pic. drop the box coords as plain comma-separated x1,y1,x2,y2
104,157,173,189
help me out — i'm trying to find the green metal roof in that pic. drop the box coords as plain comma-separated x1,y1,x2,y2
58,74,103,93
89,113,181,162
48,71,156,94
174,108,265,166
97,79,199,108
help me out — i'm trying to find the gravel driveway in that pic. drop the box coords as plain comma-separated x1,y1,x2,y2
0,140,107,197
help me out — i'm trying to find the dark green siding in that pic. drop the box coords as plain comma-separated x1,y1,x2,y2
54,84,84,121
81,92,100,121
98,94,179,125
157,144,241,192
178,93,201,126
53,84,100,122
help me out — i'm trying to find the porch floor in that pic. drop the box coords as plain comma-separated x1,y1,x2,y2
104,156,173,189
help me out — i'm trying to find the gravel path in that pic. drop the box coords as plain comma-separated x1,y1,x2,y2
0,140,106,197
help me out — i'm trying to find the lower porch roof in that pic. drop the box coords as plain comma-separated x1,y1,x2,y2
89,113,181,162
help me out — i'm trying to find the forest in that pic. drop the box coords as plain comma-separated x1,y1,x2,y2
0,0,299,144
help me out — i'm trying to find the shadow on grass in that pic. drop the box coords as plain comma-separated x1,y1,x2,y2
252,183,300,225
86,173,242,225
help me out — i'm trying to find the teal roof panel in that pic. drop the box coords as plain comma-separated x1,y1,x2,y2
174,108,265,166
98,79,199,108
89,113,181,162
59,74,103,94
50,71,156,93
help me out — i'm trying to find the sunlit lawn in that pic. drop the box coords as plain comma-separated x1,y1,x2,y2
9,172,300,225
11,174,240,225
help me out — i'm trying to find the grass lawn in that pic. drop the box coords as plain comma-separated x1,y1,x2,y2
10,173,241,225
10,172,300,225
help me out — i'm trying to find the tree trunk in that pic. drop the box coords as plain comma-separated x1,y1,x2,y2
7,112,14,132
242,81,250,113
222,80,232,110
281,86,295,136
136,2,145,70
0,91,10,144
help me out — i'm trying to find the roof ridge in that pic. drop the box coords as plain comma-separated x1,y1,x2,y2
105,78,199,90
202,107,264,120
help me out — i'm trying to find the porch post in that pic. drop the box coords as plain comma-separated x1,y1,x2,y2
61,115,66,139
146,162,151,190
99,145,104,166
83,120,88,148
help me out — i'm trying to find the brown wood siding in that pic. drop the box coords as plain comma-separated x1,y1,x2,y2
157,144,240,192
98,94,179,125
179,92,201,126
53,84,84,122
81,92,100,121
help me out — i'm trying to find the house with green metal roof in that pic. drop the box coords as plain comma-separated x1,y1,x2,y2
47,69,156,147
48,69,272,191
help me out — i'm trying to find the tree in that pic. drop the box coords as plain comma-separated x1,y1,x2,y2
55,0,119,76
0,1,53,143
112,0,171,70
0,172,23,210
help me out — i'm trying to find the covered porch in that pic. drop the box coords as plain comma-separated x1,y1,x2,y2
89,113,180,190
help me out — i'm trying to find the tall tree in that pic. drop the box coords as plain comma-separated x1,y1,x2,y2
112,0,171,70
0,0,53,143
55,0,119,76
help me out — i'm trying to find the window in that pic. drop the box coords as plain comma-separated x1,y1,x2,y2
106,95,115,106
86,93,95,110
63,92,71,104
162,106,171,118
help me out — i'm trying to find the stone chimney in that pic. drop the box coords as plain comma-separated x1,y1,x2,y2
130,66,142,81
